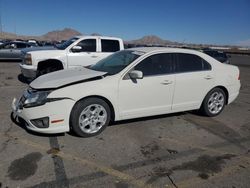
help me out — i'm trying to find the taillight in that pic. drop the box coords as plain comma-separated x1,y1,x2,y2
238,74,240,80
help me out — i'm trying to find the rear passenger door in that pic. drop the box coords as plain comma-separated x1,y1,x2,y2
172,53,214,111
98,39,121,60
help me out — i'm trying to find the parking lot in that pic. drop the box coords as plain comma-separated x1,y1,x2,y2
0,55,250,188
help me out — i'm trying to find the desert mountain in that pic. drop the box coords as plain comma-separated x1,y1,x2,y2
0,31,20,39
43,28,82,41
0,29,178,47
0,28,82,41
127,35,178,46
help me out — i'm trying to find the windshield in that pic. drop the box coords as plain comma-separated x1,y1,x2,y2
56,37,79,50
89,50,143,75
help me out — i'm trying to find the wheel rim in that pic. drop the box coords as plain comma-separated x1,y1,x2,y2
207,91,224,114
78,104,107,134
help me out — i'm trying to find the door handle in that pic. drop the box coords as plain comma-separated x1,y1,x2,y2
91,55,98,58
161,80,173,85
204,75,213,80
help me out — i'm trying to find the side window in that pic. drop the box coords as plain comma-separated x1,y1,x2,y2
134,53,173,76
202,59,212,70
176,53,211,73
76,39,96,52
10,43,17,49
3,43,12,49
101,39,120,52
16,43,27,48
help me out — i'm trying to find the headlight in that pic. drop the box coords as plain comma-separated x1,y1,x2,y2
24,53,32,65
23,89,51,108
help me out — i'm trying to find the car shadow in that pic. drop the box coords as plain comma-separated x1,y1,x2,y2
10,110,199,138
10,112,65,137
110,112,186,127
18,74,32,84
67,112,188,137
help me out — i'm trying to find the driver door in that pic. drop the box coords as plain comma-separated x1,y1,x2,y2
67,39,100,68
118,53,175,119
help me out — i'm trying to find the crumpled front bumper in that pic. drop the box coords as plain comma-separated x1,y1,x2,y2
11,97,75,134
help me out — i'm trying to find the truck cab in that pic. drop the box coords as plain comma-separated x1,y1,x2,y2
20,36,124,78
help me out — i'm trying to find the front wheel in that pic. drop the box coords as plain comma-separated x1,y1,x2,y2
200,88,226,117
70,98,111,137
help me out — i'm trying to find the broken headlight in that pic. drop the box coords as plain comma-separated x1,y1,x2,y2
23,89,51,108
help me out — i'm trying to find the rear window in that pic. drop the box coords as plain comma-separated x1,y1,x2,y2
16,43,28,48
176,53,211,73
101,39,120,52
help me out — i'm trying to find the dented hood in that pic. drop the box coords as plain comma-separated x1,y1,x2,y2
30,67,106,89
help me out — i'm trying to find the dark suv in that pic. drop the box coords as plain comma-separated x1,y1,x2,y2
202,49,230,64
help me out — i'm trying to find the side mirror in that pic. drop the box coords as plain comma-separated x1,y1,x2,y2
71,45,82,52
129,70,143,79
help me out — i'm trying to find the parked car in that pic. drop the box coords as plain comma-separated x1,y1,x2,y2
202,49,230,64
20,36,124,78
0,41,34,61
27,39,39,46
12,47,240,137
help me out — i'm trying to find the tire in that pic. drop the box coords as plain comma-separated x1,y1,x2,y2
200,88,226,117
70,98,111,137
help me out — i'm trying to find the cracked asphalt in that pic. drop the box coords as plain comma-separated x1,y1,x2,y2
0,55,250,188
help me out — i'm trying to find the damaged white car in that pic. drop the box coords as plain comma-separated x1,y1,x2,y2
12,47,240,137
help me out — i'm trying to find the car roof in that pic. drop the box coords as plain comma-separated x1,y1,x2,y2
75,35,122,40
203,49,225,53
125,47,225,68
127,47,201,54
9,41,28,44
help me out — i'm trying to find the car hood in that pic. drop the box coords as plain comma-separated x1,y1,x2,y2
21,46,56,53
30,67,107,89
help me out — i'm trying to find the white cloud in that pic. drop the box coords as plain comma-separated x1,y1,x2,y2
237,39,250,47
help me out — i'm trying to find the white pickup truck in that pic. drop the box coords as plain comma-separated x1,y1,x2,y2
20,36,124,78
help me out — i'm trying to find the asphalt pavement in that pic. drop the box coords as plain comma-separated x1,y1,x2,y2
0,55,250,188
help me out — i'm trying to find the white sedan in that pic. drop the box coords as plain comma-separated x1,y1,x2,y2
12,47,240,137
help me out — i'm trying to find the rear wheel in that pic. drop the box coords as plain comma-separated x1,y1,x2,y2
70,98,111,137
200,88,226,117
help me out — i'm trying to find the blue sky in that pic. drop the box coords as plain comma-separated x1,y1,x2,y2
0,0,249,46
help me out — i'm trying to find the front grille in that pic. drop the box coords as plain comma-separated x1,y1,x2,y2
18,95,26,109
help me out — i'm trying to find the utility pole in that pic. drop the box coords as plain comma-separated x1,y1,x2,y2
0,0,2,38
14,20,16,36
